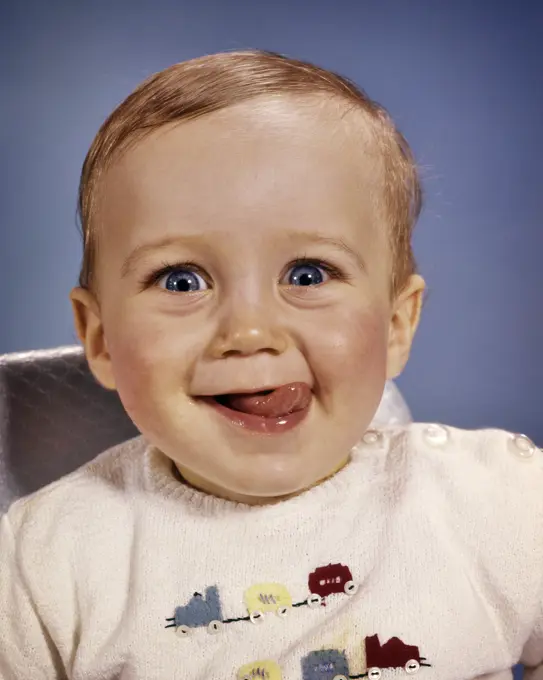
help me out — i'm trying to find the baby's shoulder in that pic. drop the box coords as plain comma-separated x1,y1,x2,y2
395,421,539,464
389,421,541,471
3,435,148,543
383,421,543,502
370,423,543,579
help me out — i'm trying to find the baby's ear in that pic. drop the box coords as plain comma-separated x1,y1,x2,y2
69,287,116,390
386,274,425,379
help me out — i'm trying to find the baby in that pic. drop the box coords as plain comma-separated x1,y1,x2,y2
0,50,541,680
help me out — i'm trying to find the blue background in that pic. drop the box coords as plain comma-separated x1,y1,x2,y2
1,0,541,464
0,2,540,675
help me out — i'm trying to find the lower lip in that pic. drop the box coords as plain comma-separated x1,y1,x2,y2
200,398,310,434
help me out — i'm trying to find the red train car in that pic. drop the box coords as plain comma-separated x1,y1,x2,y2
308,563,357,599
365,634,425,676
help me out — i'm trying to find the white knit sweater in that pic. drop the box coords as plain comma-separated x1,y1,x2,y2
0,423,542,680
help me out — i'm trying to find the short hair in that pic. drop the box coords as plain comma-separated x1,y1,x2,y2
77,50,421,295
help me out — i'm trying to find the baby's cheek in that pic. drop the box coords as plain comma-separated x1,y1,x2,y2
311,306,389,428
348,310,389,372
319,307,389,380
109,346,153,419
339,311,389,426
105,321,169,419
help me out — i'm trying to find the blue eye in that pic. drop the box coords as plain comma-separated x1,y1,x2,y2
287,263,328,287
158,269,208,292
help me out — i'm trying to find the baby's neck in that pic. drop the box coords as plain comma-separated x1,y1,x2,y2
171,456,351,507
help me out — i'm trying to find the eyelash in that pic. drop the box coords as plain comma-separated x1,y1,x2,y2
139,260,207,290
139,257,352,290
287,257,351,283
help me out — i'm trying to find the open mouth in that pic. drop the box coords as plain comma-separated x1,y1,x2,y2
200,383,312,434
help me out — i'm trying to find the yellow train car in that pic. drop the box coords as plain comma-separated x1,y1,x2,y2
244,583,293,621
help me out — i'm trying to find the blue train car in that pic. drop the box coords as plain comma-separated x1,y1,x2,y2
301,649,349,680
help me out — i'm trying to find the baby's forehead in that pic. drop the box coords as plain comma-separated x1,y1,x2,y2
102,95,386,219
92,100,389,283
109,93,378,170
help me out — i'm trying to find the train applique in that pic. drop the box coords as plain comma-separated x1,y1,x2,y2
301,635,431,679
363,634,430,676
165,563,358,636
301,649,350,680
237,635,431,679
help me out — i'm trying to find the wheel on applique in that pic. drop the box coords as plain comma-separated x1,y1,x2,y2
307,593,322,608
344,580,358,595
207,620,224,634
405,659,421,674
249,610,264,624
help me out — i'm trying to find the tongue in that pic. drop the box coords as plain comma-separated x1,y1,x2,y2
225,382,312,418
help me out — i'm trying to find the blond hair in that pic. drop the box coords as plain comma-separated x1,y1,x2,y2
77,50,421,295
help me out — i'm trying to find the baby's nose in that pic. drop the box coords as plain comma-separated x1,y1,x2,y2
207,321,289,359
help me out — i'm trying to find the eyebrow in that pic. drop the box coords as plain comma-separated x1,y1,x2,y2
120,232,365,279
299,234,366,271
121,235,202,279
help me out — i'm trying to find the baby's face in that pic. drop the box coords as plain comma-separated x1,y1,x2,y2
75,97,421,503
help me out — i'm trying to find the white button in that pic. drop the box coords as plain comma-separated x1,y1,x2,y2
405,659,421,674
207,620,223,635
509,434,536,459
423,424,449,447
362,430,384,446
307,593,322,608
344,580,358,596
249,610,264,624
